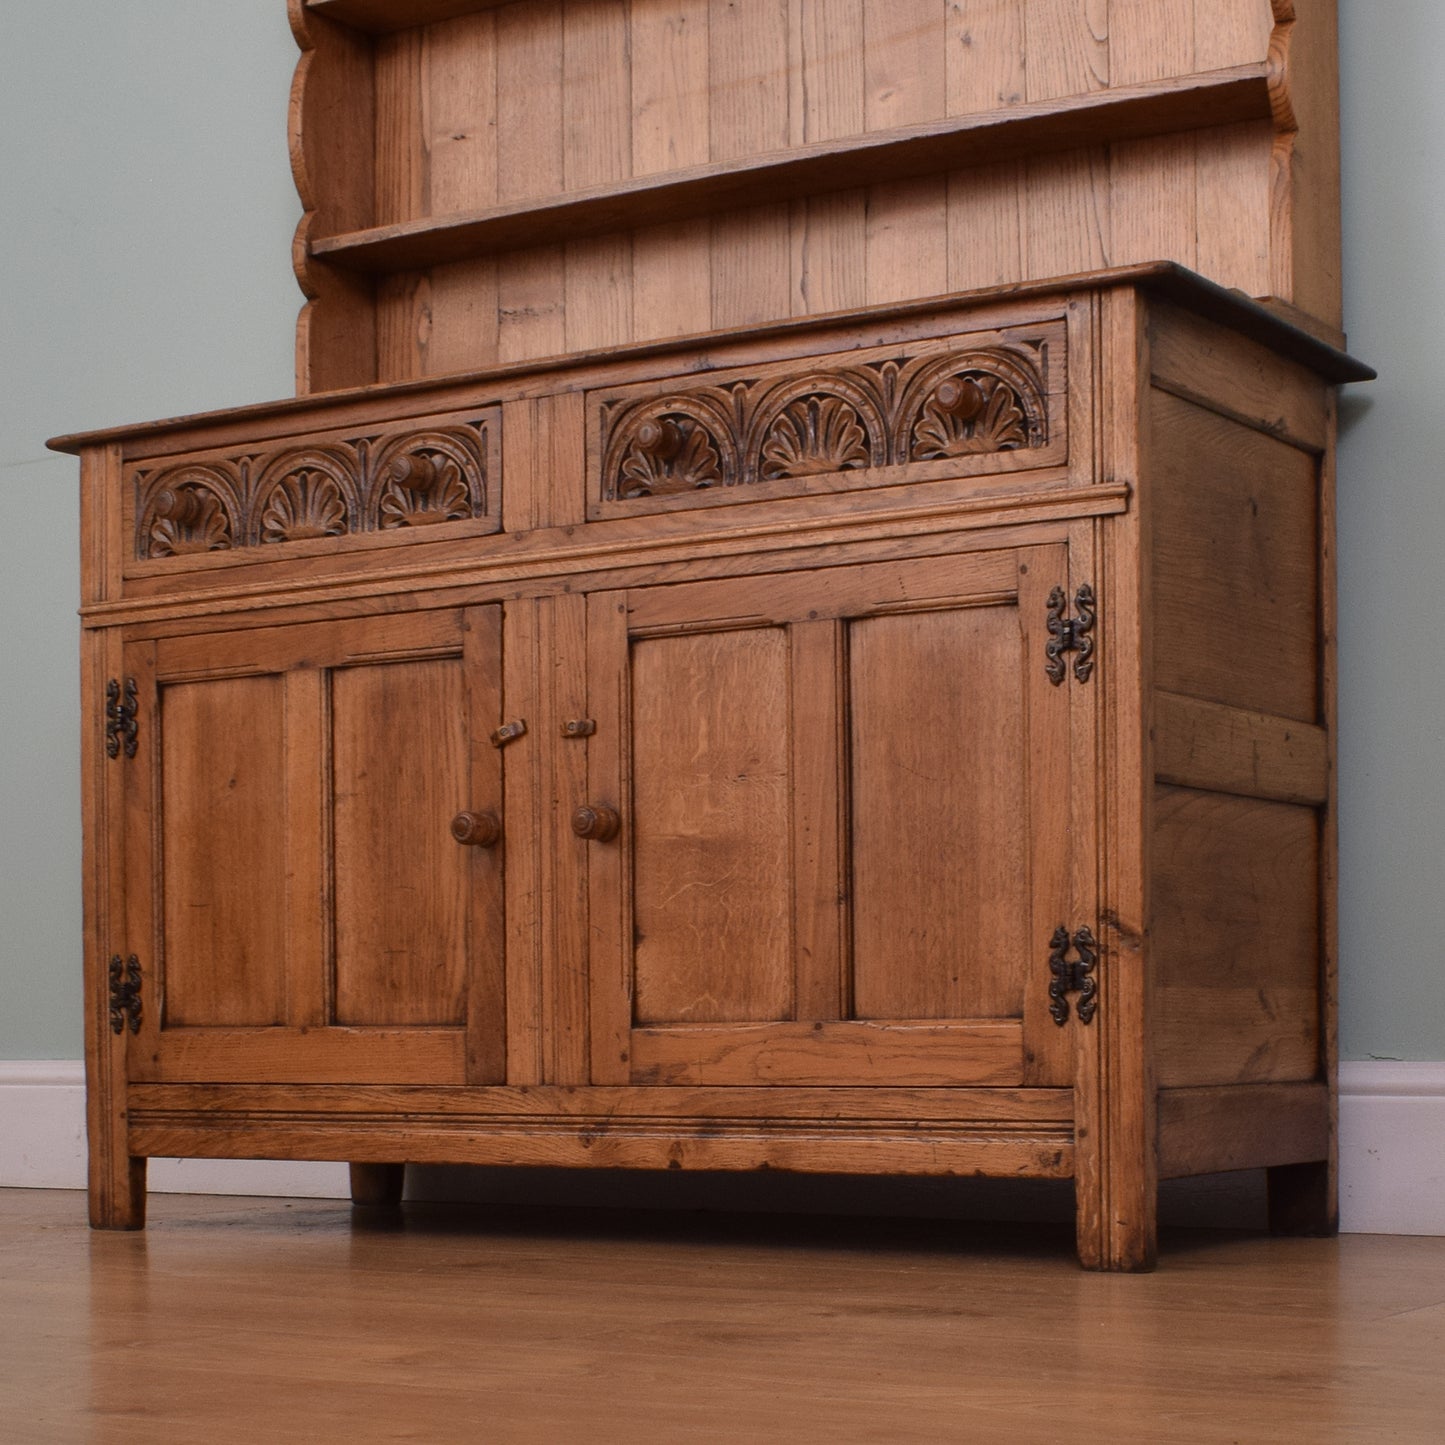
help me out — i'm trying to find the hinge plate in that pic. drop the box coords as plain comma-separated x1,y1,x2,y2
108,954,142,1035
1045,584,1096,685
105,678,139,759
1048,926,1098,1026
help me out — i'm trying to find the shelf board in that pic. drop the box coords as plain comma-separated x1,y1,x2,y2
306,0,516,32
310,65,1274,276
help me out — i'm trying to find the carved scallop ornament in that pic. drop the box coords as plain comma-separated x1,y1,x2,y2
133,417,494,561
597,340,1050,506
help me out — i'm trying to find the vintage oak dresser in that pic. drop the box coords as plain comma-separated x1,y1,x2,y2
50,0,1369,1269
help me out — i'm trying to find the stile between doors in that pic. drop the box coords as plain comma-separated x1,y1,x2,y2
584,543,1091,1091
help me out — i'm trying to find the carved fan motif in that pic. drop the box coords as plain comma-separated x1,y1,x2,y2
759,395,872,479
378,450,475,527
911,374,1030,460
596,340,1050,507
147,486,233,558
132,417,492,560
258,468,349,543
617,415,725,498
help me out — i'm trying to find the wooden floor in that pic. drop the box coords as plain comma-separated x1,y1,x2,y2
2,1189,1442,1443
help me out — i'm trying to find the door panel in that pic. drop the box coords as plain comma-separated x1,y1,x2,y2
848,604,1028,1021
332,656,470,1027
160,673,289,1027
123,607,504,1085
588,544,1088,1088
630,627,794,1025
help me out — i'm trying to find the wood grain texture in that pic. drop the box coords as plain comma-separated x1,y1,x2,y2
1151,389,1320,722
1153,690,1328,805
313,69,1275,272
1156,1081,1328,1178
1152,786,1321,1088
12,1190,1445,1440
849,603,1027,1021
288,0,378,392
158,673,290,1027
630,1021,1025,1087
332,656,470,1026
71,271,1350,1264
1149,300,1328,450
629,627,795,1024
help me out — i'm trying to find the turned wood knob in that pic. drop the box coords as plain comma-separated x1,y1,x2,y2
934,376,987,423
387,453,440,496
571,804,621,843
153,487,205,525
635,416,684,461
451,810,502,848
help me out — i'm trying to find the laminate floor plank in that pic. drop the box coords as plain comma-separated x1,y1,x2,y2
0,1188,1441,1443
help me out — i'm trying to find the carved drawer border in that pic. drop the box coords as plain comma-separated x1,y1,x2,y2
588,323,1067,519
126,407,501,569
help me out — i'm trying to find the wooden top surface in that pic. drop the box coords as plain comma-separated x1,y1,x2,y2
48,264,1374,456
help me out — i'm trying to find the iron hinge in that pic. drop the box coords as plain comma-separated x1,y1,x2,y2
1045,584,1096,685
1048,926,1098,1026
105,678,139,759
108,954,142,1035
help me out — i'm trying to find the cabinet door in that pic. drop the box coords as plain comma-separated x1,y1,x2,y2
121,607,505,1084
586,546,1087,1088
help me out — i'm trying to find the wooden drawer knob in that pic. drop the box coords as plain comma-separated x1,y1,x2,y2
571,804,621,843
451,810,502,848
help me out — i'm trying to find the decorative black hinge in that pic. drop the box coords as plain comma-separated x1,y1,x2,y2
108,954,142,1035
1048,926,1098,1026
105,678,139,759
1045,584,1096,685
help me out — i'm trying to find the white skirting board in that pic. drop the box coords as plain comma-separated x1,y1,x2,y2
2,1060,1442,1234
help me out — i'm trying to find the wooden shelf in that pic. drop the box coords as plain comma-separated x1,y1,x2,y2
310,65,1273,276
306,0,514,32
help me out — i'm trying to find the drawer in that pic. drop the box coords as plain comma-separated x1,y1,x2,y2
587,319,1068,520
123,404,502,581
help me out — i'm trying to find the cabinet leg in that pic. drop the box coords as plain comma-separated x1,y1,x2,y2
89,1154,146,1231
349,1163,406,1209
1268,1160,1338,1236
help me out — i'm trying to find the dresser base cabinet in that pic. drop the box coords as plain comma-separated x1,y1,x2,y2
56,267,1369,1269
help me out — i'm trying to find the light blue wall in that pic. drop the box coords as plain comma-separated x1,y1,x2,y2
0,2,1439,1061
0,3,298,1057
1335,0,1445,1060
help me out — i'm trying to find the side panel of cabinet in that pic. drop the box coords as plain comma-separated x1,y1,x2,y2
586,544,1086,1091
120,607,506,1085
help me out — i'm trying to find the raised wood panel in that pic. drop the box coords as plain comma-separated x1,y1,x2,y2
1152,786,1321,1088
332,657,470,1026
629,627,795,1025
1150,389,1320,722
849,604,1027,1021
159,675,290,1027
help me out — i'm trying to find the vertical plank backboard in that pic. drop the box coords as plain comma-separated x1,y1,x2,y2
946,0,1026,115
496,1,565,360
863,0,948,306
564,0,635,352
632,1,713,342
1024,0,1109,101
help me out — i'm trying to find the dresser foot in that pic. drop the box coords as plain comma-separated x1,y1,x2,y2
89,1155,146,1231
1267,1160,1338,1236
350,1163,406,1209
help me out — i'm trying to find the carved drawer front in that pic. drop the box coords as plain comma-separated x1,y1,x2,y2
127,405,501,572
589,321,1066,518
